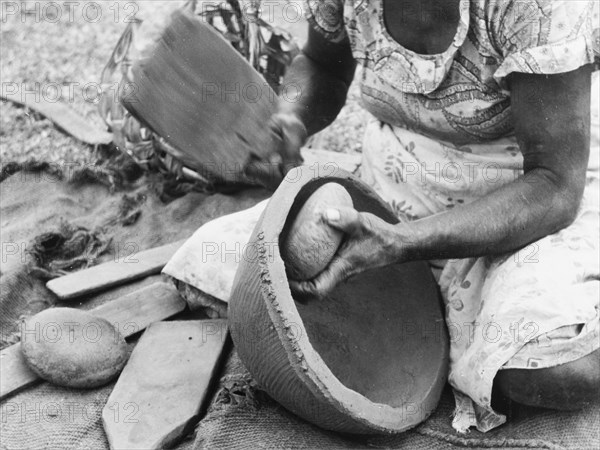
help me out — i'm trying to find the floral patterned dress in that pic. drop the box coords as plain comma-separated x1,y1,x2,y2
305,0,600,432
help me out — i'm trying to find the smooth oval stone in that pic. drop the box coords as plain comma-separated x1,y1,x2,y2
20,307,128,388
282,183,353,280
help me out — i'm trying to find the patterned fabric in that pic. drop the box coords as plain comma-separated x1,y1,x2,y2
305,0,600,145
305,0,600,434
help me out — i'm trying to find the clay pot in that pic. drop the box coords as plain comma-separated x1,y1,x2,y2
229,166,449,434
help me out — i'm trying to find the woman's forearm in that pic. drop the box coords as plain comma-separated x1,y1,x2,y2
398,67,592,263
398,168,581,261
278,52,352,136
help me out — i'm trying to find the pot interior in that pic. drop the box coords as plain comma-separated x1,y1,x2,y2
279,179,446,408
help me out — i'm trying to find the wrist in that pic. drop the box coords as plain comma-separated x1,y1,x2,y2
274,110,308,145
393,221,421,263
276,100,305,126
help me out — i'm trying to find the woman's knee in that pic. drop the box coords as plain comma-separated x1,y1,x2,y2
495,349,600,410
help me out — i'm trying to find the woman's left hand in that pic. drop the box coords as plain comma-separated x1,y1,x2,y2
289,207,409,299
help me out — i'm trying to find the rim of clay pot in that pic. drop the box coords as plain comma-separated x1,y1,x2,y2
255,165,446,433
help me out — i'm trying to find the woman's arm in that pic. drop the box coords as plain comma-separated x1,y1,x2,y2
402,66,592,260
291,65,592,297
278,27,357,136
251,27,357,187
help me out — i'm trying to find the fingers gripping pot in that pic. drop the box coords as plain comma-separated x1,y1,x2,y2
229,166,449,434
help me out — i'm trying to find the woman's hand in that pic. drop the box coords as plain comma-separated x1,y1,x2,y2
245,112,306,190
289,207,408,299
245,25,357,190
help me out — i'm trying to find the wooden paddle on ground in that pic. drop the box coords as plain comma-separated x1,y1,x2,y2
1,92,113,146
102,320,229,449
46,240,185,300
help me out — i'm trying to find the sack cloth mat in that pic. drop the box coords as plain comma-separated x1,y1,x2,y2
1,159,598,450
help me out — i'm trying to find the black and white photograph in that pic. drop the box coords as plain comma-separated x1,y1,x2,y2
1,0,599,448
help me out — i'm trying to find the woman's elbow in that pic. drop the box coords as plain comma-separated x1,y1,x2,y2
535,167,585,233
550,188,582,231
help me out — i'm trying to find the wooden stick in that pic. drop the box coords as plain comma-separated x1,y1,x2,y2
46,240,185,300
1,92,113,146
0,282,186,400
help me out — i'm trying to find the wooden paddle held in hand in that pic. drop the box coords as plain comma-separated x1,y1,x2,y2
122,9,281,187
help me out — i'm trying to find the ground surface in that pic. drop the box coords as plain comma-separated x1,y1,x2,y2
0,0,366,166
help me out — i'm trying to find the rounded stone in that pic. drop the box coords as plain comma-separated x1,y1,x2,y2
281,182,353,280
20,307,129,388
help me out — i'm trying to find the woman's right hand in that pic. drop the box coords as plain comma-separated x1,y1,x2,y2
245,25,356,190
245,111,307,190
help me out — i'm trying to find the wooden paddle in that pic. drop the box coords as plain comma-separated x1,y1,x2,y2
1,92,113,146
46,240,185,300
122,9,278,185
102,320,229,449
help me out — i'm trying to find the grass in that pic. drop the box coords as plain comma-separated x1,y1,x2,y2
0,1,365,167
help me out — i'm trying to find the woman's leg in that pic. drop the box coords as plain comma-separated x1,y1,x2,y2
495,348,600,410
440,178,599,432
